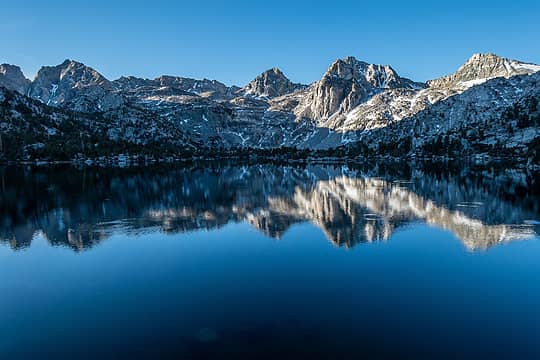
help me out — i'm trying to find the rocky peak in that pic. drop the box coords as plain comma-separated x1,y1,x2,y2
428,53,540,89
243,68,305,98
0,64,31,94
38,59,109,86
27,60,122,111
323,56,416,89
296,56,420,121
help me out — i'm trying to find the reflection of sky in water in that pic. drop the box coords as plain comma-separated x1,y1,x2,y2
0,219,539,358
0,164,539,358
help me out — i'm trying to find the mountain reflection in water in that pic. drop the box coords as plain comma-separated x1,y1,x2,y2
1,162,539,251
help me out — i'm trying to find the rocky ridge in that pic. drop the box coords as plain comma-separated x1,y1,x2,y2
0,64,30,95
0,53,539,161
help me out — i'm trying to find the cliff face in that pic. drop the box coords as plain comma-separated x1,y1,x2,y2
0,64,30,94
295,56,423,123
27,59,124,112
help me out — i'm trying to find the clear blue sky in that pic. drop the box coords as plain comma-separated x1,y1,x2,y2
2,0,539,86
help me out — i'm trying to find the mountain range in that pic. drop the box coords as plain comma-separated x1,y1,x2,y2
1,53,540,163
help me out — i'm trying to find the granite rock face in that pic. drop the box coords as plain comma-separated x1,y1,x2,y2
294,56,424,123
242,68,306,98
27,59,124,112
0,64,30,94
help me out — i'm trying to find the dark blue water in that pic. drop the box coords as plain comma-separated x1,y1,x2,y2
0,163,539,359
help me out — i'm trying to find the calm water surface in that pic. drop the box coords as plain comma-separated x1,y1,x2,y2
0,162,539,359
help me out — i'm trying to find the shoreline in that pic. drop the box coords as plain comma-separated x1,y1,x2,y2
1,154,538,171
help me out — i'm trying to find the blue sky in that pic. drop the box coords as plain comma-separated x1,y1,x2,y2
2,0,539,86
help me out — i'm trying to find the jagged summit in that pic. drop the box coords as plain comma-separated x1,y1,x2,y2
0,64,30,94
60,58,75,66
323,56,422,89
295,56,424,121
28,59,111,97
466,53,500,63
27,59,121,111
34,59,110,84
243,67,305,98
428,53,540,89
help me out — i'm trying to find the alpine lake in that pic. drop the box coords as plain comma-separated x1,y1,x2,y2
1,160,539,359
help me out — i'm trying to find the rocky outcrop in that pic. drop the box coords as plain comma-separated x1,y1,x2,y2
294,56,424,123
0,64,30,94
27,59,123,112
243,68,305,98
428,53,540,90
